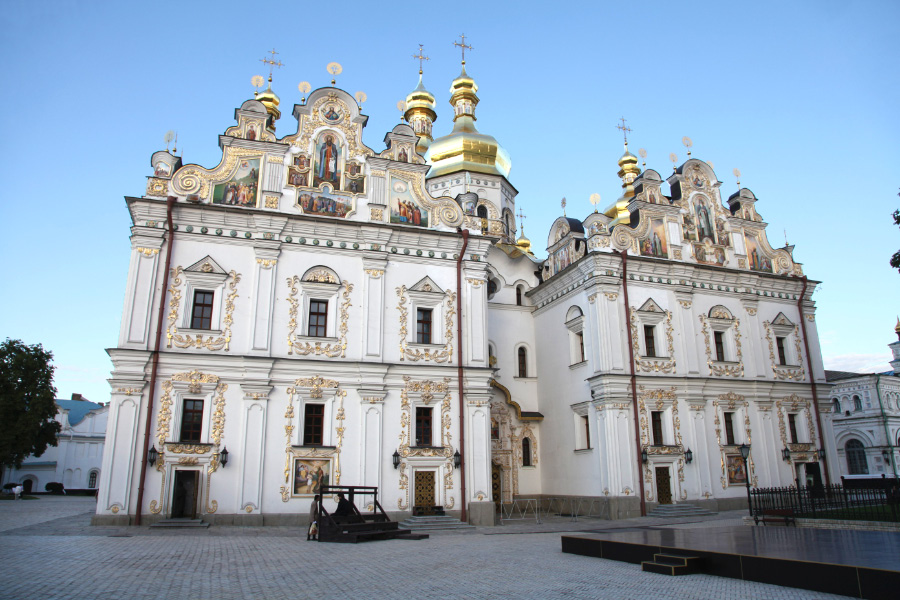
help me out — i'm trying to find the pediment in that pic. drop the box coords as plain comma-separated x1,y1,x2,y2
410,276,443,294
772,312,793,327
185,256,227,275
638,298,664,313
708,305,734,320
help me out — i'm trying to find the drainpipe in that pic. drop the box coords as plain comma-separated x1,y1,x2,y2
616,249,647,516
796,277,829,485
874,374,897,478
134,196,177,525
456,228,469,522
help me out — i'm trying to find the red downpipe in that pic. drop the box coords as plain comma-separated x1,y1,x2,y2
616,250,647,516
796,276,829,485
134,196,177,525
456,228,469,522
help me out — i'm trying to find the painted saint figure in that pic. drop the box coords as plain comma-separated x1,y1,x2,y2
695,199,715,242
315,135,341,186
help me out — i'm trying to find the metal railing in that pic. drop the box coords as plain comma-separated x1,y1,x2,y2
750,483,900,522
500,498,542,524
544,497,610,521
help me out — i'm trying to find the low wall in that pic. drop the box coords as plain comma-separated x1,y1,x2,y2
742,515,900,532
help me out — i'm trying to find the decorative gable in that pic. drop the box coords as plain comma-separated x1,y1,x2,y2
638,298,664,313
185,256,227,275
410,276,443,294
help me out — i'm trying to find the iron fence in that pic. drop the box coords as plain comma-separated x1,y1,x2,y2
750,483,900,522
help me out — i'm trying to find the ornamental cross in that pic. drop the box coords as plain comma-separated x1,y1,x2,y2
260,48,284,78
413,44,430,74
517,208,527,231
616,116,632,144
561,197,567,216
454,34,473,64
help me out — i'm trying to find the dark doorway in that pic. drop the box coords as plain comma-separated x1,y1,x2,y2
655,467,672,504
805,462,823,488
22,479,33,494
492,463,502,512
171,470,199,518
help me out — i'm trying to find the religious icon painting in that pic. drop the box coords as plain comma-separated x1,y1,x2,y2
287,169,308,188
726,455,748,485
398,148,409,163
646,188,659,204
313,133,342,188
320,103,344,124
154,162,172,178
293,154,310,170
246,123,259,141
640,218,668,259
292,458,332,496
692,243,726,266
745,234,773,273
389,177,429,227
212,157,261,207
297,189,353,218
693,197,716,244
682,213,698,242
716,218,731,247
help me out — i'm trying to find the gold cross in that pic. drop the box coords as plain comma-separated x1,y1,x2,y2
516,208,527,231
454,34,473,64
413,44,430,74
260,48,284,78
616,116,632,144
561,197,567,216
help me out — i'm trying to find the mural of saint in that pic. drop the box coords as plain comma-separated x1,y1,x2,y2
298,190,352,218
694,198,715,243
212,158,260,207
389,178,428,227
726,455,747,485
682,213,698,242
344,177,364,194
246,124,257,140
398,148,408,163
314,134,341,187
288,170,307,187
293,155,309,169
154,162,171,177
292,459,331,496
640,219,668,258
746,235,773,272
323,104,342,122
647,188,658,204
716,219,730,247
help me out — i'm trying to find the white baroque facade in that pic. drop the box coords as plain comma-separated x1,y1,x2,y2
95,57,833,525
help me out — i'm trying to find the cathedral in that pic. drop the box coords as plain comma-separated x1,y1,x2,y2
94,46,834,526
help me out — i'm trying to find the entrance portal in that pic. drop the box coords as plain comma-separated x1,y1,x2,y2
492,463,502,512
655,466,672,504
171,470,199,519
22,479,33,494
413,471,436,515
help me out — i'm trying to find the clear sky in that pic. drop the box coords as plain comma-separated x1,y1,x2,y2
1,1,897,402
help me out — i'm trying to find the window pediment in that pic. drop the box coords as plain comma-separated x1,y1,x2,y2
186,255,228,275
409,276,443,294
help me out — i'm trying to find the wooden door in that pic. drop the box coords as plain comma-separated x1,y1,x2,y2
414,471,435,509
655,467,672,505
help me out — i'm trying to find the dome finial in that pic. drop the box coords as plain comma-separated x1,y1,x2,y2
256,50,284,131
413,44,429,76
615,117,641,197
405,45,437,155
516,208,532,253
454,33,473,66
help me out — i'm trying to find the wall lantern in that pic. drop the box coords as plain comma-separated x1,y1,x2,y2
148,445,158,467
739,443,751,461
453,449,461,469
684,448,693,464
782,447,791,462
882,449,891,462
641,448,648,464
220,447,229,468
818,448,827,462
392,450,401,469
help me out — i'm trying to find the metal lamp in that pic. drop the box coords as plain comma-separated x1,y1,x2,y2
782,447,791,462
739,443,752,517
818,448,826,462
148,445,158,467
739,443,751,460
392,450,401,469
684,448,693,464
641,448,649,464
220,447,229,468
453,449,461,469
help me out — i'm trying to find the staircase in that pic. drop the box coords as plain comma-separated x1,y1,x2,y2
398,515,477,532
647,503,715,518
150,518,210,529
641,553,704,576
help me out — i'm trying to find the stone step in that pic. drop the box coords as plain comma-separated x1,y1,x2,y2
151,518,210,528
402,516,467,523
398,517,477,531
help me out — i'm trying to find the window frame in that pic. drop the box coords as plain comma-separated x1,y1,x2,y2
416,308,433,344
414,406,434,447
517,347,528,378
651,410,664,446
190,289,215,330
179,398,205,443
303,403,325,446
787,413,799,444
845,439,868,475
775,336,788,366
643,325,657,358
307,299,329,338
724,411,736,446
522,437,533,467
714,330,726,362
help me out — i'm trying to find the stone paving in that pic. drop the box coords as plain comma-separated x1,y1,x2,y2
0,497,855,599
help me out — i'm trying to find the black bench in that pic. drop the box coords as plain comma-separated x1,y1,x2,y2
753,508,796,526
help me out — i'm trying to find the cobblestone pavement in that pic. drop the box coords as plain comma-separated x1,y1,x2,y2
0,497,854,599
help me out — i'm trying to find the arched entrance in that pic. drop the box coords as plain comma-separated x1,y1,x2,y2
492,463,502,512
22,479,34,494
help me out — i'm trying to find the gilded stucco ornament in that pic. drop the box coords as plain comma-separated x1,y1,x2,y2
699,314,744,377
629,309,676,373
763,321,806,381
396,286,456,363
146,178,169,197
167,268,241,352
712,392,757,489
286,276,353,357
172,147,263,200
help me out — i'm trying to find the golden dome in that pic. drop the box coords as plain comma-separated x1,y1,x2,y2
405,74,437,155
255,76,282,126
895,317,900,334
603,143,642,225
425,65,511,179
516,231,532,254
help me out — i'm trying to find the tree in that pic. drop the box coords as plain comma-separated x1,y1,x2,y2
0,339,61,482
892,209,900,273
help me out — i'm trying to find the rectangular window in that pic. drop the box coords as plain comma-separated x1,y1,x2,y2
577,332,585,363
190,290,214,330
643,325,656,357
308,300,328,338
583,415,591,449
416,308,433,344
776,336,787,365
303,403,324,446
415,407,433,446
714,331,726,362
788,413,799,444
651,411,664,445
724,412,736,446
180,399,204,442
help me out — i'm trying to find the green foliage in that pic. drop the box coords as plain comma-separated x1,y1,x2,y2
0,339,61,470
892,209,900,273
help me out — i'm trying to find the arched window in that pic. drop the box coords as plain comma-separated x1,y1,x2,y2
476,205,488,219
516,286,523,306
522,438,532,467
853,396,862,412
517,347,527,378
832,399,841,414
845,439,868,475
88,470,99,489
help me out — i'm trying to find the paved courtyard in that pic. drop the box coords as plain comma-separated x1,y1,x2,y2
0,497,856,599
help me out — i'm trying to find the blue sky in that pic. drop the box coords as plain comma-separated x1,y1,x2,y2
1,1,898,402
